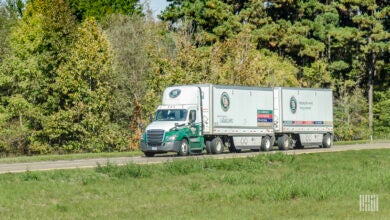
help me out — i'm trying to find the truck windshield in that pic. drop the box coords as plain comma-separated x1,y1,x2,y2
155,109,188,121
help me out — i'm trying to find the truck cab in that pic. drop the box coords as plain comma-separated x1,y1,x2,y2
140,86,204,157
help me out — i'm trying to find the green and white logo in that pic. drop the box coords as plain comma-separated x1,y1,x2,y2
221,92,230,112
169,89,181,98
290,96,297,114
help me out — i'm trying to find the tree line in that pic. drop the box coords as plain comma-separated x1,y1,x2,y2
0,0,389,155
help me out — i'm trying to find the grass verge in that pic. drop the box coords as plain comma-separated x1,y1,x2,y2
334,139,390,145
0,149,389,219
0,150,143,164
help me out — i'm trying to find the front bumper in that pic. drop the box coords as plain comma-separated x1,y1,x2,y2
141,141,182,153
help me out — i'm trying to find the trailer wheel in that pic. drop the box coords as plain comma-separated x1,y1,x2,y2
261,136,272,151
278,135,290,150
144,152,155,157
322,133,332,148
205,141,212,154
178,139,189,156
211,137,224,154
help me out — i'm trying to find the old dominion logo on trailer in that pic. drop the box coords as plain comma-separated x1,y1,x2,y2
290,96,297,114
221,92,230,112
169,89,181,98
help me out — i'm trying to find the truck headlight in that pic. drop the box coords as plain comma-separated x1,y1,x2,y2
167,134,178,142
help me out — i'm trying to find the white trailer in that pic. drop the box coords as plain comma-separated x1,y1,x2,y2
273,87,334,150
140,84,334,156
200,85,275,152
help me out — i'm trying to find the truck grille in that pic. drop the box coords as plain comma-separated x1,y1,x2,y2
146,129,165,146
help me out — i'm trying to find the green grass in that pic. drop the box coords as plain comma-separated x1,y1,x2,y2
0,149,389,219
334,139,390,145
0,150,143,164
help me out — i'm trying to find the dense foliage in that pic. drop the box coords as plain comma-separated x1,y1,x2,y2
0,0,389,155
65,0,142,21
161,0,390,140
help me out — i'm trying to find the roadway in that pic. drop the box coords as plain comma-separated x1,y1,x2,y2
0,142,389,174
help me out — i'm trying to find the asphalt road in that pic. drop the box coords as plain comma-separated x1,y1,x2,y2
0,142,389,174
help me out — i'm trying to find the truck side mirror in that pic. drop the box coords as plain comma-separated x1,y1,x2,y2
149,114,153,122
189,110,196,123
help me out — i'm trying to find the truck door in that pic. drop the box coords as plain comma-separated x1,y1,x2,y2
188,109,202,149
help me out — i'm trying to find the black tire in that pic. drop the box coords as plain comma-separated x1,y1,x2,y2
211,137,224,154
205,141,212,154
261,136,272,151
278,135,290,150
178,139,189,156
144,152,155,157
322,133,332,148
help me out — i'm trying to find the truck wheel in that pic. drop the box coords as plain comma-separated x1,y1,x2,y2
178,139,189,156
322,133,332,148
144,152,155,157
205,141,212,154
261,136,272,151
211,137,224,154
278,135,290,150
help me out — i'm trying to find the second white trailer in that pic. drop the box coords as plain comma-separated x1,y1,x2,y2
273,87,334,150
